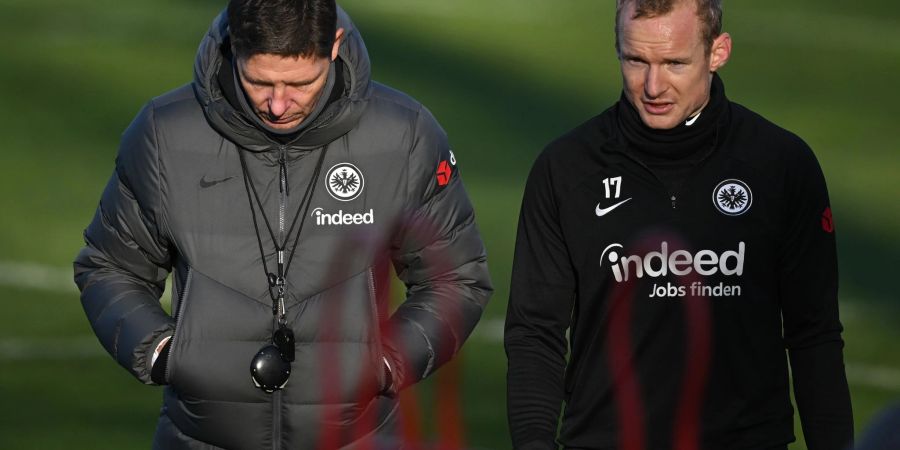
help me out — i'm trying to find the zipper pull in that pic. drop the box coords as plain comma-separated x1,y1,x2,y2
276,250,286,322
671,195,677,209
267,250,287,316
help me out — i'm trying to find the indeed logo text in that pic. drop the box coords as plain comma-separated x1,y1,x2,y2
601,242,745,282
311,208,375,226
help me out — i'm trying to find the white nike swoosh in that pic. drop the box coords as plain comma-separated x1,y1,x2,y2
685,111,702,126
595,198,632,217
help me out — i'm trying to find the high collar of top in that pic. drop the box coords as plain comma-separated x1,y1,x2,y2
617,72,726,161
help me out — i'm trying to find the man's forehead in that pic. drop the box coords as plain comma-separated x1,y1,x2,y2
236,54,330,87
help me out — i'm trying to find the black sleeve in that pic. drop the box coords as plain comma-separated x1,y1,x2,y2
778,142,853,450
505,151,576,450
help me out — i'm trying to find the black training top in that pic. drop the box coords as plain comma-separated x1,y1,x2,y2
505,75,853,450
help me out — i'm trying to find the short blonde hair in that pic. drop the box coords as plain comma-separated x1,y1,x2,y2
615,0,723,55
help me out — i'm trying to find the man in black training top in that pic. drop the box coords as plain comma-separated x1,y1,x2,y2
505,0,852,449
74,0,492,448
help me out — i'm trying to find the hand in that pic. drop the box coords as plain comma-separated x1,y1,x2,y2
381,355,395,396
150,337,172,385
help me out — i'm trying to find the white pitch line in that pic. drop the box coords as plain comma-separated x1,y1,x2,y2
0,337,105,360
846,364,900,392
472,317,505,343
0,260,78,293
0,260,174,299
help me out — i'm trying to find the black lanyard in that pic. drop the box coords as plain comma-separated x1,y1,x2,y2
238,146,328,323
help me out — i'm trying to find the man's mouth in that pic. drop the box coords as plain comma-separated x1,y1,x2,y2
265,115,294,123
642,101,674,115
263,114,302,125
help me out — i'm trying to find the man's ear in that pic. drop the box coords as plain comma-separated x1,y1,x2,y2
709,32,732,72
331,28,345,61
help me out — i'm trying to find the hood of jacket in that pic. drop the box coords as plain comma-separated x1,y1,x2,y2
192,6,372,152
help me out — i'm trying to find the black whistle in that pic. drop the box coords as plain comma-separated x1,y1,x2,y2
273,325,295,362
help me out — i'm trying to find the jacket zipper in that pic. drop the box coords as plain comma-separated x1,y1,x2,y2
273,390,282,450
165,267,193,383
614,119,722,211
273,145,288,450
278,145,288,241
616,150,681,210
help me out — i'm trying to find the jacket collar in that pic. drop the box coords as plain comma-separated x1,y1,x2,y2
193,7,372,153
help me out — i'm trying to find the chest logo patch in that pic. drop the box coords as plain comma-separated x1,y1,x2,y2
713,179,752,216
326,163,365,202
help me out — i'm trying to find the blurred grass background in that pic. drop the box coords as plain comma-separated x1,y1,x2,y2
0,0,898,448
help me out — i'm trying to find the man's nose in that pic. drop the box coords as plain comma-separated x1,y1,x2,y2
268,86,289,117
644,66,666,98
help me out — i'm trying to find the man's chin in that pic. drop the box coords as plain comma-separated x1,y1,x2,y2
639,113,681,130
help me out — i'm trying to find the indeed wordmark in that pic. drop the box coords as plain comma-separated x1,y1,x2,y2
311,208,375,226
602,241,746,282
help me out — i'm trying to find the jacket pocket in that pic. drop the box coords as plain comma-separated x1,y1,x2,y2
367,267,388,394
163,269,273,402
165,266,193,385
289,268,386,407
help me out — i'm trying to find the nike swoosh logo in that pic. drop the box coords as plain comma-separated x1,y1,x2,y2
199,176,234,188
685,111,702,126
595,198,632,217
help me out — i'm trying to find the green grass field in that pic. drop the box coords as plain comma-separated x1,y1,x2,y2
1,0,898,448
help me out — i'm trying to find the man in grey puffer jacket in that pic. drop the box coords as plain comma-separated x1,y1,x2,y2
73,1,492,448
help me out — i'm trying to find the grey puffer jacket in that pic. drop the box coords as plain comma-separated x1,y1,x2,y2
74,7,492,450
